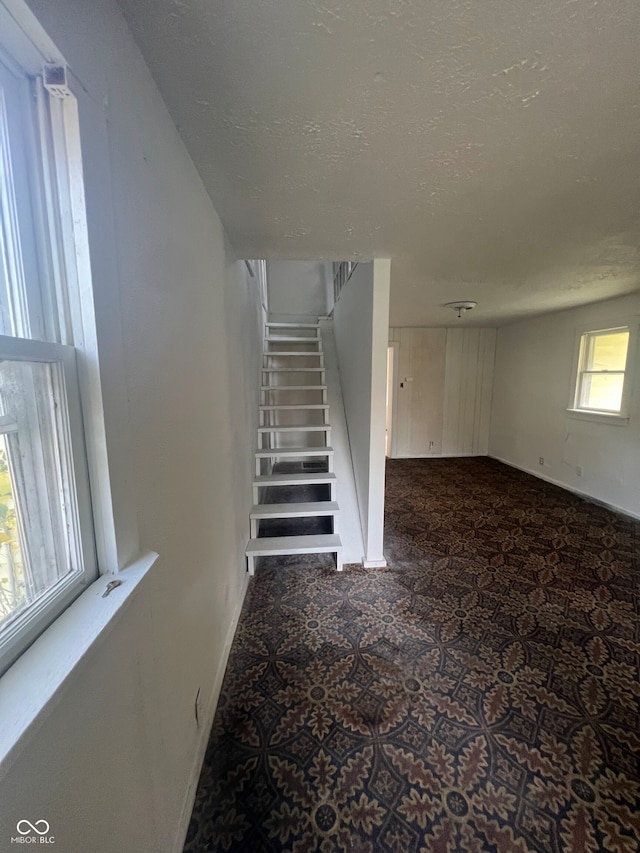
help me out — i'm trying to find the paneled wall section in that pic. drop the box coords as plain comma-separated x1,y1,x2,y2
389,328,496,457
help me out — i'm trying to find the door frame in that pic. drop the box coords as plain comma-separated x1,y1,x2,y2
386,342,400,458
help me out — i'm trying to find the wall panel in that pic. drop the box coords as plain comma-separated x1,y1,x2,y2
389,327,496,458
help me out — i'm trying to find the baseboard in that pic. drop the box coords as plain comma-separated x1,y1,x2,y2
172,571,250,853
363,558,387,568
389,452,487,459
489,455,640,522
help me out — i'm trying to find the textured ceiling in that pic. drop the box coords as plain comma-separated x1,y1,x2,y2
117,0,640,325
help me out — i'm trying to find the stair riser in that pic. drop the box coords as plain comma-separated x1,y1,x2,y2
261,390,328,404
251,518,336,538
260,437,331,453
252,482,337,503
266,323,319,330
257,425,331,433
256,456,333,476
262,364,325,368
252,472,337,503
250,501,339,539
264,352,324,358
265,336,320,344
260,414,329,427
259,405,329,410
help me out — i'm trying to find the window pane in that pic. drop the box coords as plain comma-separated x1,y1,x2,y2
588,331,629,371
0,358,78,636
0,433,26,625
579,373,625,412
0,60,46,341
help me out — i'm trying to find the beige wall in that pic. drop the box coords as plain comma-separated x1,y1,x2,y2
388,327,496,457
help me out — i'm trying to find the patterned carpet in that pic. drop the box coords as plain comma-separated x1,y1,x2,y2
184,457,640,852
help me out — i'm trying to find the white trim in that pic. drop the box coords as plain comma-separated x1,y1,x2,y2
0,549,159,777
47,87,129,572
386,341,400,459
490,455,640,521
391,452,487,459
566,408,629,426
0,1,65,77
363,558,387,568
172,572,250,853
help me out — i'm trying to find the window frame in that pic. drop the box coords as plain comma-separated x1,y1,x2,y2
0,334,96,674
568,319,638,424
0,19,102,673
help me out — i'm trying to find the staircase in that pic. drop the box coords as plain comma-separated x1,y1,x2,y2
245,320,343,575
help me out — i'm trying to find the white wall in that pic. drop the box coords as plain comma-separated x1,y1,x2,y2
0,2,260,851
490,293,640,518
266,260,332,317
333,261,390,566
318,321,366,564
388,327,496,457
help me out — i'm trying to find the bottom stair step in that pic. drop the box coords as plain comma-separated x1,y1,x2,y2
246,533,342,575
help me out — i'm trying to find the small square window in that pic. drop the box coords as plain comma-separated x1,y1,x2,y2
574,327,630,414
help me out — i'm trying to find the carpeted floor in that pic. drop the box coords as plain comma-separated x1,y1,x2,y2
184,457,640,852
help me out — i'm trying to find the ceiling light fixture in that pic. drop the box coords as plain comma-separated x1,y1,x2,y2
445,300,477,319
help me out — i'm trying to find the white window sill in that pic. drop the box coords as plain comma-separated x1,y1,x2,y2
0,549,158,773
566,408,629,426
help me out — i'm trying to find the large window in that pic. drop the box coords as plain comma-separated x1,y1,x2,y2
0,51,96,673
573,326,631,415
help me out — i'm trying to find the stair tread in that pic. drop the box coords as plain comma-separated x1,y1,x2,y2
255,445,333,457
253,472,337,486
264,351,323,357
246,533,342,556
265,336,321,342
258,424,331,432
262,385,327,391
266,322,319,329
260,404,329,410
262,367,325,372
250,501,339,518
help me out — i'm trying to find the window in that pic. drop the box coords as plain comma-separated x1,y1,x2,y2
572,326,631,416
0,50,96,673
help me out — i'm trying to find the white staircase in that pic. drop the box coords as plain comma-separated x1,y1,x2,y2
246,319,343,575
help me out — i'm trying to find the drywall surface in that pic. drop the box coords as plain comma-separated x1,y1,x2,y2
388,327,496,457
0,2,258,851
333,261,390,565
266,260,331,317
319,321,365,563
367,260,392,565
490,293,640,517
223,243,266,573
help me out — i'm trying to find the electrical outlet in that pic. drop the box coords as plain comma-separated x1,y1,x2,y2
576,465,583,477
539,457,544,466
429,441,434,449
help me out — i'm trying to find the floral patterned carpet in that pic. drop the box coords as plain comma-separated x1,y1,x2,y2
184,457,640,852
